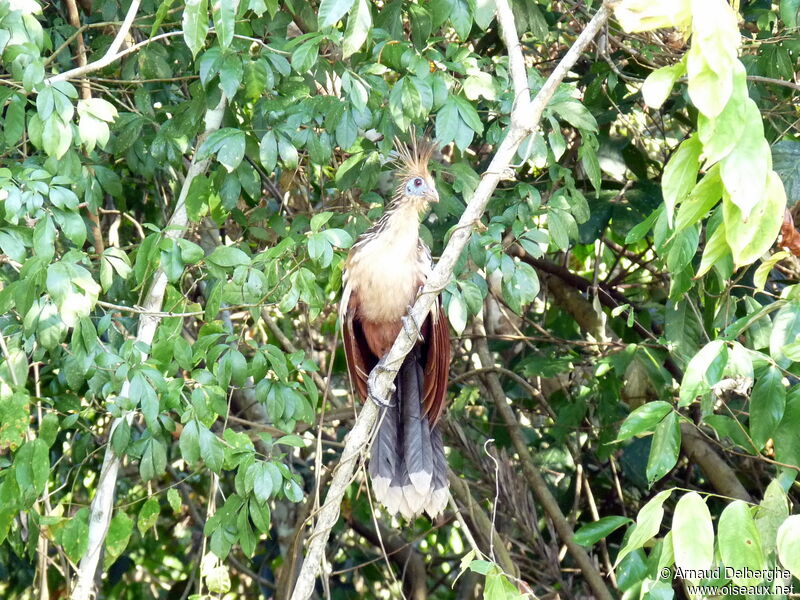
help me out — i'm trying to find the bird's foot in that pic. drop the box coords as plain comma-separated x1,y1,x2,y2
368,390,395,409
367,363,398,408
402,305,424,343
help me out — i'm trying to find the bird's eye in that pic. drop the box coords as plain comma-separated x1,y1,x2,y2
413,178,423,187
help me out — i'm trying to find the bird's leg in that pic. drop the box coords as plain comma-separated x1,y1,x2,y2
367,362,398,408
402,304,424,343
368,389,395,408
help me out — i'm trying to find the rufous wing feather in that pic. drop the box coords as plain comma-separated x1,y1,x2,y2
342,304,377,401
422,299,451,425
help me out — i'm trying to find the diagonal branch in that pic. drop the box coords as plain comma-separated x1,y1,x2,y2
48,0,142,84
288,3,612,599
68,96,228,600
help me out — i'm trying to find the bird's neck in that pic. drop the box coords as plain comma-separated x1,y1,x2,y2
380,201,424,240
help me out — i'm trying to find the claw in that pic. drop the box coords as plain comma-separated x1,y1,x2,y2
368,389,395,408
402,305,424,343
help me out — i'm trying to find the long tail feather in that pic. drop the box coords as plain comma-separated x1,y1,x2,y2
369,403,398,505
425,425,449,517
370,348,447,518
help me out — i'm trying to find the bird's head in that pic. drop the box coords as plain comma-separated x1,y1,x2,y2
393,137,439,209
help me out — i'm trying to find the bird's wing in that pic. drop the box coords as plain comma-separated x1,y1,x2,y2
342,293,377,402
422,300,451,425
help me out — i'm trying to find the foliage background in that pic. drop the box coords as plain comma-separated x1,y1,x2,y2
1,0,800,598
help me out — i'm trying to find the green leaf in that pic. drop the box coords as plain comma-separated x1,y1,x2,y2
42,114,71,158
646,411,680,484
672,492,714,573
278,135,299,169
212,0,235,47
718,501,765,583
756,479,789,557
723,170,786,268
321,228,353,248
104,511,133,568
151,0,177,36
310,211,333,232
100,247,132,291
679,340,727,407
573,516,631,547
777,515,800,579
615,489,673,566
551,100,598,132
770,303,800,368
15,438,49,497
473,0,495,29
463,71,496,101
755,252,790,292
275,434,306,447
624,207,661,244
259,130,278,172
342,0,371,57
750,365,786,450
697,69,746,164
448,0,473,39
447,290,468,335
197,128,246,172
283,478,303,502
140,438,167,481
720,100,770,219
662,134,702,226
435,99,460,146
292,39,319,74
167,488,181,513
674,164,723,232
4,94,25,147
249,496,271,532
666,225,699,274
79,98,117,122
61,508,89,563
696,219,730,278
687,44,733,119
617,401,672,441
200,425,224,472
218,53,243,99
206,565,231,593
772,140,800,206
138,497,160,535
781,0,800,26
39,413,60,447
319,0,356,27
0,393,30,450
641,59,686,109
207,245,250,267
183,0,209,57
180,420,201,465
452,95,483,134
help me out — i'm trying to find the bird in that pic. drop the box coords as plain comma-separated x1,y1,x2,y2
339,138,451,519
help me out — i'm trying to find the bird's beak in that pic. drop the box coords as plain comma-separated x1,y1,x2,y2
427,189,440,203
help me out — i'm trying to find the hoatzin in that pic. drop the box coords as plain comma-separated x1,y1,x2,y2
340,139,451,519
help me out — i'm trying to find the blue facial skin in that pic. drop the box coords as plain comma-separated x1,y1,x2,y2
406,177,426,195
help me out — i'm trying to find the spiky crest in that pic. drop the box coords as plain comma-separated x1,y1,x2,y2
392,137,435,181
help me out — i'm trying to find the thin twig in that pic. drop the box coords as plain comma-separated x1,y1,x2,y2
63,0,91,99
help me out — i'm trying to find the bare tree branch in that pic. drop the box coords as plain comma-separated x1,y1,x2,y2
69,96,228,600
288,3,612,599
48,0,142,85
